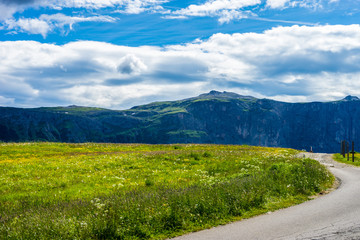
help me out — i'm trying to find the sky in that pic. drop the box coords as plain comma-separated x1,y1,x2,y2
1,0,360,109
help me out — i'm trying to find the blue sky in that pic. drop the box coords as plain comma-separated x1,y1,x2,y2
1,0,360,109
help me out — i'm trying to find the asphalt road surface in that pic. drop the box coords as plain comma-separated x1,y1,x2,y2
172,153,360,240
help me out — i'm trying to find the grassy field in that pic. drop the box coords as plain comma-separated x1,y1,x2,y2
0,143,334,239
334,152,360,166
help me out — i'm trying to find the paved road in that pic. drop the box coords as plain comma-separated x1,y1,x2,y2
173,153,360,240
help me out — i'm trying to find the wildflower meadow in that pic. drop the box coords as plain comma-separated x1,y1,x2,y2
0,143,334,239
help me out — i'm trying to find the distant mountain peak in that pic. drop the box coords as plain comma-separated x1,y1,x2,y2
67,105,81,108
208,90,225,95
198,90,256,100
342,95,360,101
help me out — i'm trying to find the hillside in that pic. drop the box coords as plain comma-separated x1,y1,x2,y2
1,90,359,153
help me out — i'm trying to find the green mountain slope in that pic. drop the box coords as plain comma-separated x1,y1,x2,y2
0,90,359,153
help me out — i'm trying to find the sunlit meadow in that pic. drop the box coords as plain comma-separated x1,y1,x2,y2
334,152,360,166
0,143,334,239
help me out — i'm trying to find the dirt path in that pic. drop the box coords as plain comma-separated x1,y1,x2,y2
173,153,360,240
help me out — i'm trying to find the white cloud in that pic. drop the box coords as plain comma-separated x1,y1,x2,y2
174,0,261,16
0,95,14,106
3,25,360,108
161,15,188,20
266,0,290,9
4,18,51,37
167,0,336,22
59,82,205,109
271,0,325,10
0,3,18,20
0,75,39,103
40,13,116,30
218,10,255,24
0,0,338,31
0,0,168,18
171,0,260,23
39,0,169,15
48,0,167,11
117,54,148,74
0,0,164,36
3,14,117,37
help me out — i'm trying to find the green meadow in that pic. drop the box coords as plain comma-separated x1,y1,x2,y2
0,143,334,239
334,152,360,166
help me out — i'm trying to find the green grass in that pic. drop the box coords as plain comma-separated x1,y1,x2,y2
0,143,334,239
334,152,360,166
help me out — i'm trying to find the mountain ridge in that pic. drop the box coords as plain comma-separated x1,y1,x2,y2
0,91,359,153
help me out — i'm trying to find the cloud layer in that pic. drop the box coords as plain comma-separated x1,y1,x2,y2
4,14,117,37
1,24,360,108
0,0,168,10
0,0,344,37
0,0,167,35
167,0,338,23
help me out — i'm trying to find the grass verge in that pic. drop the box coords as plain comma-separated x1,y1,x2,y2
333,153,360,166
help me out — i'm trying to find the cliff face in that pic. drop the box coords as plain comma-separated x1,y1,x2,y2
0,107,105,142
0,91,359,153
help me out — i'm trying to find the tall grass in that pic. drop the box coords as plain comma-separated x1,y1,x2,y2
0,143,334,239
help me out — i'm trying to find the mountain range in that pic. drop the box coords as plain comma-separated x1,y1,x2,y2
1,90,359,153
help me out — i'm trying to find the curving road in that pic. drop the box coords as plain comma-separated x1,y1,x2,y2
173,153,360,240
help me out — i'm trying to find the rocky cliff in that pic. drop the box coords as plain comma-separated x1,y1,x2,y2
1,91,359,153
